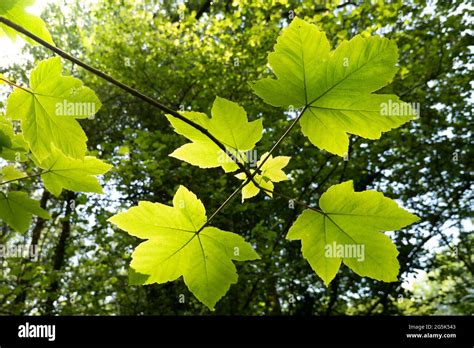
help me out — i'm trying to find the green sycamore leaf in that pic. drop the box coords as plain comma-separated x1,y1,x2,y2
287,180,419,285
6,57,102,160
0,0,54,45
108,185,260,310
0,165,26,182
235,152,291,202
0,191,50,233
35,147,112,197
252,17,418,156
165,96,263,172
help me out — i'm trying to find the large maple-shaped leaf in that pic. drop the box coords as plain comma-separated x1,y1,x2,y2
287,181,419,285
0,191,50,233
166,97,263,172
0,0,54,45
6,57,101,160
253,17,418,156
235,152,291,202
36,147,112,197
108,185,260,309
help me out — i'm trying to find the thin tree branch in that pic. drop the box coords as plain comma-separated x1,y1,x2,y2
197,106,309,231
0,171,47,186
257,185,324,214
196,180,249,233
1,16,317,237
195,0,212,20
0,16,253,180
241,160,330,311
0,76,33,94
44,191,75,314
258,106,308,170
314,1,357,13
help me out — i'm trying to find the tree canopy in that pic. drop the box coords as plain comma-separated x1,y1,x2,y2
0,0,472,315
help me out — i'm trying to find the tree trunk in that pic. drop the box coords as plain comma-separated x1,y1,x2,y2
44,191,75,315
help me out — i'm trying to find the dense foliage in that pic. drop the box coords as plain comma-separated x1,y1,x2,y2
0,0,472,315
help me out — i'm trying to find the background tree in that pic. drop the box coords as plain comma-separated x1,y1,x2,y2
0,0,471,315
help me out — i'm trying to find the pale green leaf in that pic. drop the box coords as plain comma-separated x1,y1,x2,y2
37,147,112,196
6,57,102,160
0,165,26,182
108,185,260,310
236,152,290,202
0,0,54,45
0,191,50,233
166,97,263,172
208,97,263,151
287,180,419,285
253,17,417,156
117,146,129,155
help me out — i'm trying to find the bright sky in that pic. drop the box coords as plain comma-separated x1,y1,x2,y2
0,0,57,67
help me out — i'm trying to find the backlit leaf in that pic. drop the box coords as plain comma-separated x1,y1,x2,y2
253,17,418,156
287,180,419,285
6,57,101,160
108,185,260,309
